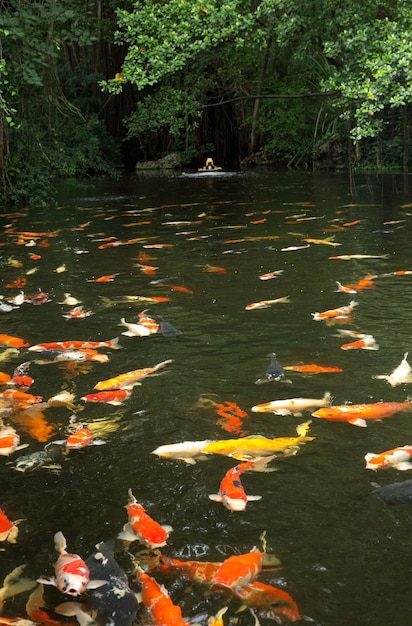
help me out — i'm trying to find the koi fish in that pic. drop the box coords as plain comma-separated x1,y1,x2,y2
281,244,310,252
0,508,21,543
38,531,106,596
365,446,412,471
209,457,274,511
158,316,182,338
54,423,106,450
63,306,93,319
303,237,341,246
32,349,103,364
211,547,264,592
81,389,132,406
147,553,221,587
252,391,332,416
372,479,412,504
94,359,173,391
0,422,28,456
245,296,290,310
258,270,284,280
329,254,389,260
58,293,82,306
29,338,122,352
12,443,66,473
26,291,49,305
87,274,118,282
254,352,292,384
10,362,34,389
158,284,194,294
119,318,151,337
0,335,28,349
152,421,314,463
215,401,248,435
118,489,172,549
340,334,379,350
312,300,358,321
137,310,159,334
0,565,36,608
312,399,412,427
284,363,343,374
233,580,301,623
335,281,357,294
374,352,412,386
208,607,228,626
137,569,190,626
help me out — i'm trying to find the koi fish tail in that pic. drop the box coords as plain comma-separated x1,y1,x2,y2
0,565,36,605
54,530,67,553
296,420,312,437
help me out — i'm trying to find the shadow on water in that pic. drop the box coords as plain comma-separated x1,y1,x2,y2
1,169,412,624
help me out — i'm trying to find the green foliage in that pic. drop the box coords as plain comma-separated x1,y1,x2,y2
322,1,412,141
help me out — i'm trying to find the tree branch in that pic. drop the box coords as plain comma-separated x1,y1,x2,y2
204,91,340,107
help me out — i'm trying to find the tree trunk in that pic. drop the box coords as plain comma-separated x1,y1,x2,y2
250,35,273,156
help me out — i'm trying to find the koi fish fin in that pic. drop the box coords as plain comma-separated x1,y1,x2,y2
55,602,97,626
91,439,106,446
208,494,223,502
54,530,67,553
246,495,262,502
274,409,293,416
394,461,412,471
161,524,173,534
121,331,140,337
296,421,312,436
0,565,36,604
118,523,138,542
208,606,228,626
36,576,57,587
349,418,367,427
110,337,123,349
248,456,277,472
86,579,107,590
282,446,300,457
16,443,30,452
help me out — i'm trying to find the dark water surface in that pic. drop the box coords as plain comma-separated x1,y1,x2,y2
1,170,412,624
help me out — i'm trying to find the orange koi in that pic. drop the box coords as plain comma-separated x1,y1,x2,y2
0,389,42,406
5,277,26,289
0,508,20,543
211,547,264,592
215,401,248,435
312,399,412,427
284,364,343,374
10,409,55,443
12,230,59,238
143,243,175,249
312,300,358,321
157,284,193,294
340,335,379,350
81,389,132,406
343,220,362,227
0,422,25,456
149,554,221,587
94,359,173,391
0,335,29,348
137,310,159,334
118,489,172,549
0,372,11,384
250,218,267,224
137,263,158,276
62,306,93,319
87,273,119,282
138,570,190,626
233,580,301,622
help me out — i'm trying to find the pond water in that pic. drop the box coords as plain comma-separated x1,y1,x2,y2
1,169,412,625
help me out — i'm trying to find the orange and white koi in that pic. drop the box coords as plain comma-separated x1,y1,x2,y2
147,553,221,587
258,270,283,280
209,457,274,512
94,359,173,391
312,399,412,427
335,281,357,294
55,423,106,450
62,306,93,319
252,391,332,416
10,362,34,390
137,569,190,626
340,334,379,350
211,547,264,592
233,580,301,622
0,389,42,408
0,508,21,543
374,352,412,386
284,363,343,374
312,300,358,321
81,389,132,406
245,296,290,310
29,338,122,352
137,310,159,334
365,446,412,471
38,531,106,596
118,489,172,549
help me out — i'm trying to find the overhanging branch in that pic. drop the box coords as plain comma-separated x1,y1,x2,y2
204,90,339,107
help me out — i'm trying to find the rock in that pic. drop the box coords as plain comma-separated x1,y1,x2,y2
135,152,182,170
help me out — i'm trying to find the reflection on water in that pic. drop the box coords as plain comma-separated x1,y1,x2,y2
1,170,412,624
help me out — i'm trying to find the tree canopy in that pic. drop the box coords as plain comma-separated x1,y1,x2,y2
1,0,412,203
